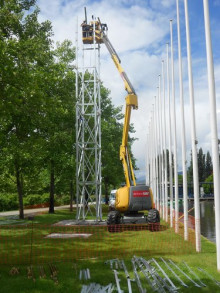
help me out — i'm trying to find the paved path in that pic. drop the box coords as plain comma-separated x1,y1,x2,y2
0,205,70,217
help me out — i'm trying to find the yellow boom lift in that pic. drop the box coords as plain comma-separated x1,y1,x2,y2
81,9,160,226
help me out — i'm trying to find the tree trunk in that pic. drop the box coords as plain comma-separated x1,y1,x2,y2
70,180,73,212
15,164,24,219
49,160,55,214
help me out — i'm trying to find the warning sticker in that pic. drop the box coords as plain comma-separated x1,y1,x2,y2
133,190,150,197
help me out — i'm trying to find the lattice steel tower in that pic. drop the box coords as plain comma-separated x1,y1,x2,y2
75,19,102,221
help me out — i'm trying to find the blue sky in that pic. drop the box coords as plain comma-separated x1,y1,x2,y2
38,0,220,181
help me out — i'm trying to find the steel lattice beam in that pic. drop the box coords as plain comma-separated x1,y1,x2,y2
75,20,102,221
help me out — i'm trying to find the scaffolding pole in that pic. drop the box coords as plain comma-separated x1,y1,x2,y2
76,17,102,221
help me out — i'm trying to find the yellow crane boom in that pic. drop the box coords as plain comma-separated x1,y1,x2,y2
81,11,158,222
100,22,137,189
81,15,137,189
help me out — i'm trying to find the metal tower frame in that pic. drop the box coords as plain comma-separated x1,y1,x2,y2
75,19,102,221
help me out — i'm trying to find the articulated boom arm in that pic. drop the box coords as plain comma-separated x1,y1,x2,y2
101,32,137,187
81,14,138,188
101,34,136,95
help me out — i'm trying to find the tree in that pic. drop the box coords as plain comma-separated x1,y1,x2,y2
37,40,75,213
203,174,213,195
178,174,183,184
205,151,213,179
188,148,214,186
164,149,174,183
0,0,53,218
100,85,137,201
187,151,193,184
0,1,139,215
198,147,205,182
101,87,124,200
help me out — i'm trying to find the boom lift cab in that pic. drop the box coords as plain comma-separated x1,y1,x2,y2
81,20,104,44
81,8,106,44
81,9,160,226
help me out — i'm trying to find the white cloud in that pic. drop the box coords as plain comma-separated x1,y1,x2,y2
37,0,220,181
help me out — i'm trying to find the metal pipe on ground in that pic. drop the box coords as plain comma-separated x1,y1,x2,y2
182,262,206,287
150,258,178,292
160,257,188,288
168,259,201,288
131,257,146,293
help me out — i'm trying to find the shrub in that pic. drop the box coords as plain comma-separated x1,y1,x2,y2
0,193,71,211
54,194,69,206
203,174,213,194
23,194,42,206
42,193,50,203
0,193,18,211
59,194,70,205
23,193,50,207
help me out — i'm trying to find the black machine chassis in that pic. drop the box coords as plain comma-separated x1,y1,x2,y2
106,208,160,231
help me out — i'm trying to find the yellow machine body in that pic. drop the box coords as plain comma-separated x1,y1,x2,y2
115,186,130,212
116,185,153,213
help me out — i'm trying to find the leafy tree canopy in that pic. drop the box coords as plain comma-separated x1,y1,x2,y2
0,0,138,215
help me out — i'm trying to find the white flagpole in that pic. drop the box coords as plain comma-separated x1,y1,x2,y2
162,60,168,222
154,97,159,211
184,0,201,252
151,110,156,202
148,125,151,187
170,19,179,234
149,119,153,193
176,0,188,241
157,83,162,215
146,132,149,186
153,108,157,205
159,72,165,220
166,43,173,228
149,122,153,194
203,0,220,270
146,130,151,187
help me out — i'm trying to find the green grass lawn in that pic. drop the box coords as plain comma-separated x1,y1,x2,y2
0,207,220,292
